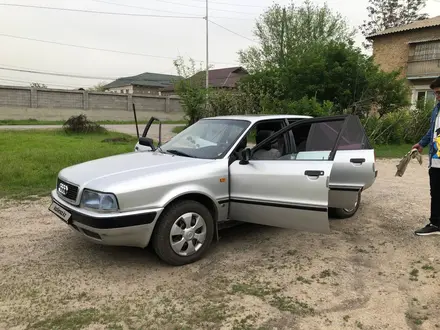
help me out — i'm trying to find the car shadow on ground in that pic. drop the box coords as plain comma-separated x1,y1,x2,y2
60,212,359,269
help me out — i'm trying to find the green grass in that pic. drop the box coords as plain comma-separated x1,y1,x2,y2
0,130,138,199
28,308,120,330
373,144,422,158
172,125,187,134
0,119,186,125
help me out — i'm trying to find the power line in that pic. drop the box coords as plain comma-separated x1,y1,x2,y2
150,0,259,15
0,3,201,19
91,0,200,16
0,77,83,89
91,0,255,20
209,20,256,43
0,66,116,80
0,64,244,83
186,0,267,8
0,33,240,65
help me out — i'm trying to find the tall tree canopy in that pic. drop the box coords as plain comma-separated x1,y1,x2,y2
237,1,410,117
239,0,355,72
360,0,428,48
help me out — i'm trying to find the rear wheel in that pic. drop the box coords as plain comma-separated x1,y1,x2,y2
152,200,214,266
330,192,361,219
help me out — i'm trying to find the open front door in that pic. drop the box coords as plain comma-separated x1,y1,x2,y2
134,117,162,152
228,115,350,234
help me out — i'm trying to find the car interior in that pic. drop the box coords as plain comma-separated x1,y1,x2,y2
229,116,369,164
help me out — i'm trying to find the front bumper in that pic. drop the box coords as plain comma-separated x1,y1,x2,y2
49,190,163,248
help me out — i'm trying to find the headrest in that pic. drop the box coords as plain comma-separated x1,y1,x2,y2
256,130,274,150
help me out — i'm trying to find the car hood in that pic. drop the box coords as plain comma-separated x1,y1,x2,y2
58,151,213,189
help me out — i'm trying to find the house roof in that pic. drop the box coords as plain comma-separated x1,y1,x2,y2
367,15,440,39
104,72,182,89
161,66,248,92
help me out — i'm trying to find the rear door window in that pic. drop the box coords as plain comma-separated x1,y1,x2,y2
336,115,371,150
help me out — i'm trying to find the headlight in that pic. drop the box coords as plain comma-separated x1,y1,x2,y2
80,189,118,212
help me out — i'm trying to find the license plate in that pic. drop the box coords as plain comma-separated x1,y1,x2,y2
49,202,72,224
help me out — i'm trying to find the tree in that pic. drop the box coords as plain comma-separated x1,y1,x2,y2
30,82,47,88
238,0,355,72
173,57,207,125
360,0,428,49
88,81,107,92
239,39,410,117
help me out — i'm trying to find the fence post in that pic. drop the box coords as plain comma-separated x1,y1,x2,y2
30,88,38,108
165,96,170,113
127,94,133,111
83,91,89,110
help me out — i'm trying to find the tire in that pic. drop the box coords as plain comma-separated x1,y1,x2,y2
329,192,362,219
152,200,214,266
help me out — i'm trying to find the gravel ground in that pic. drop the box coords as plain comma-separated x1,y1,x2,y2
1,157,440,330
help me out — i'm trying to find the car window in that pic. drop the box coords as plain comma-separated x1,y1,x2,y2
251,118,346,161
161,119,250,159
336,115,371,150
234,120,285,160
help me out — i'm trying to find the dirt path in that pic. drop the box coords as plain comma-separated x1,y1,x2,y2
1,158,440,330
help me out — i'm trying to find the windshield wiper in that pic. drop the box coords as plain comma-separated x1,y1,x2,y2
166,149,196,158
155,145,166,154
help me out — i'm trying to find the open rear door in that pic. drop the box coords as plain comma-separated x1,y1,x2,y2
328,116,376,209
228,115,350,234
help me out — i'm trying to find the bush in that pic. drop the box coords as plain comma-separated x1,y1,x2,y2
259,96,335,117
363,100,433,145
207,90,255,117
63,114,106,134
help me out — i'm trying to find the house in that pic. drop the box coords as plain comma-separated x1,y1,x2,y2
367,15,440,106
103,72,181,95
161,66,249,96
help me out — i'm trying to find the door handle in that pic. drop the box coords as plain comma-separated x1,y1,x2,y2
350,158,365,164
304,170,324,176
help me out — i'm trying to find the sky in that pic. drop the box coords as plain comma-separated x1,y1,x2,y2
0,0,439,89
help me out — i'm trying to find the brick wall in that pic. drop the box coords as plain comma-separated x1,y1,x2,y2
0,86,31,107
0,85,184,120
37,90,84,109
371,26,440,77
88,92,128,110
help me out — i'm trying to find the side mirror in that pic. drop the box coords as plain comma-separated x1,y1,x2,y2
138,137,156,151
239,148,251,165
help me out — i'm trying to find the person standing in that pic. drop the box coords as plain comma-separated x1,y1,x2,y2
412,76,440,236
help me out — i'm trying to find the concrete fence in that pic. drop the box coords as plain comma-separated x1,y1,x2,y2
0,85,184,121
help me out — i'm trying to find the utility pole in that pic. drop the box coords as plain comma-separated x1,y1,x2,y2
205,0,209,107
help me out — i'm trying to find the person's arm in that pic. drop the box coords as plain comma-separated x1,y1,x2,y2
418,126,432,148
415,110,435,149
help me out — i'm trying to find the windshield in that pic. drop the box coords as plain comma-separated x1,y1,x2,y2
160,119,250,159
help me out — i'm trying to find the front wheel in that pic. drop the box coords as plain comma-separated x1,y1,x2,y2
152,200,214,266
329,192,361,219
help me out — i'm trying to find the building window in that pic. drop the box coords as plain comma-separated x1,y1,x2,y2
409,41,440,62
414,89,436,107
126,89,129,94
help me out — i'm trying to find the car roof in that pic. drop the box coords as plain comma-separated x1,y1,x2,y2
203,114,313,124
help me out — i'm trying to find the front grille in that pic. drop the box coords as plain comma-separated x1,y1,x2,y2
57,178,79,202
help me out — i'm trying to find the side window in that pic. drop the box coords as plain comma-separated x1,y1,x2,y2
336,115,371,150
231,120,285,160
284,119,346,161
